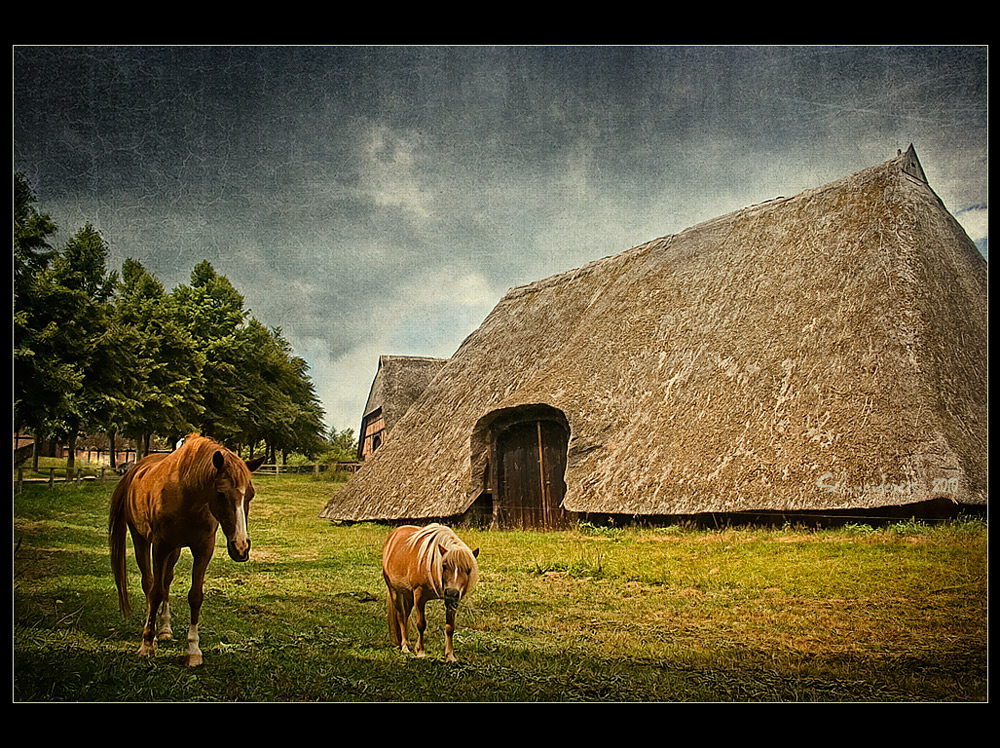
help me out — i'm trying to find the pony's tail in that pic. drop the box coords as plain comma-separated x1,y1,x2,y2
386,591,401,646
108,473,132,617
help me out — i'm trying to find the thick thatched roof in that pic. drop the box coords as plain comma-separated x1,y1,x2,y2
361,355,448,433
322,146,987,522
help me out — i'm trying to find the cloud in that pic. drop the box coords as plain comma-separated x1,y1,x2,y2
312,267,503,431
14,46,988,440
954,204,988,251
360,123,434,219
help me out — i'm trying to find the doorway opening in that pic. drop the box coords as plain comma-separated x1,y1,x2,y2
483,405,570,530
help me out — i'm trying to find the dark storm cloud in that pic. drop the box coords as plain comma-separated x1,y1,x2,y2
14,45,988,431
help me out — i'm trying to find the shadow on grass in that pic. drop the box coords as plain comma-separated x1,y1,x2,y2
15,583,987,702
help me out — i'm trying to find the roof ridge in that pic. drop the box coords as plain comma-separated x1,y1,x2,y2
502,148,916,303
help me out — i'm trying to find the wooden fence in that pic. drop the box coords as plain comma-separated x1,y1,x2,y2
14,461,361,491
15,466,116,489
253,462,361,475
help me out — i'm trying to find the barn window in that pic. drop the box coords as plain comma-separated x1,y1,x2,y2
359,407,386,460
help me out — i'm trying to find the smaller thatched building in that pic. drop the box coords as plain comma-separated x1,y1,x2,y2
357,355,447,460
323,146,987,528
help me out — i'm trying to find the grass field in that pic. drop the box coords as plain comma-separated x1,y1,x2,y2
13,472,988,702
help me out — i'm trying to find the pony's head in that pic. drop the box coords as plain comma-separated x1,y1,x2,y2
208,449,265,562
439,543,480,609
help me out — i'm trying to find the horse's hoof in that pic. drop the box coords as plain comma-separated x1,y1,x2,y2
137,643,156,658
157,630,173,641
183,653,204,668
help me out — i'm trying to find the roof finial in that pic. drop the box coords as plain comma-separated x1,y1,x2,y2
900,144,928,184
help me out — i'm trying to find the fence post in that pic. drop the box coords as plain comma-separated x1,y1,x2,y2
48,467,55,489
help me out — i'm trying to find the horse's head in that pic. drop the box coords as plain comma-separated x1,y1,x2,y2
439,544,479,609
209,451,265,562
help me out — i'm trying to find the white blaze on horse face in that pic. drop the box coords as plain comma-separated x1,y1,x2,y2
231,489,250,555
444,564,464,601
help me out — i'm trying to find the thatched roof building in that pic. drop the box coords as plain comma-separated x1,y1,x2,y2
357,355,447,460
322,146,987,527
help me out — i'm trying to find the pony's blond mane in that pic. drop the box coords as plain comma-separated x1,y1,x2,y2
406,523,479,597
173,434,252,489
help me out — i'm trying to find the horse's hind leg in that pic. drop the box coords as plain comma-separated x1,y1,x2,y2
138,542,175,658
131,528,153,601
390,588,414,654
412,590,429,658
156,548,182,641
130,533,157,658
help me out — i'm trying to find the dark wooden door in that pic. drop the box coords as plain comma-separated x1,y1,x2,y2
495,419,568,529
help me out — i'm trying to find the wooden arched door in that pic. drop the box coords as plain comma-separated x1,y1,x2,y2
493,414,569,530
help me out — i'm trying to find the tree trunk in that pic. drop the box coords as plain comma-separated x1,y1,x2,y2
107,429,117,469
66,432,77,477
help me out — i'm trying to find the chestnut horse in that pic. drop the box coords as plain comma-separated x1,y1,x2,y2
382,523,479,662
109,434,264,667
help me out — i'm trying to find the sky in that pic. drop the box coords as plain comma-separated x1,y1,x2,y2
13,45,988,436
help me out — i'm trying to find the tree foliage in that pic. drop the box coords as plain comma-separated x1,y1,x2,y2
13,174,327,458
15,195,117,463
111,259,206,450
14,173,58,442
327,427,359,462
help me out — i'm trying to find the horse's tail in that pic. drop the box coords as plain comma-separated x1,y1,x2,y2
108,472,132,616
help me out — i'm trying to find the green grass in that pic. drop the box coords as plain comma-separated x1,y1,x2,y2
13,474,987,702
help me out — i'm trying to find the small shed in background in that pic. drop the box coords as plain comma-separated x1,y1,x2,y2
358,355,447,460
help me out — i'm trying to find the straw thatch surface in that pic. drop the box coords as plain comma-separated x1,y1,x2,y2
361,355,448,433
321,147,987,522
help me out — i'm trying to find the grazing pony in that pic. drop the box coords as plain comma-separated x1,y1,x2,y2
109,434,264,667
382,523,480,662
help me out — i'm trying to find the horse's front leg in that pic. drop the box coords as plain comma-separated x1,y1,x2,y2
444,604,459,663
184,543,214,667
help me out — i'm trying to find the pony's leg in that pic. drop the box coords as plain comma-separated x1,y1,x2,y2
412,590,429,658
395,590,414,653
156,548,182,641
387,588,407,652
138,542,175,658
183,542,214,667
444,606,459,662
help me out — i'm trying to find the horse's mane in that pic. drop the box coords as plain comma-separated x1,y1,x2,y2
407,523,479,597
173,433,251,489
